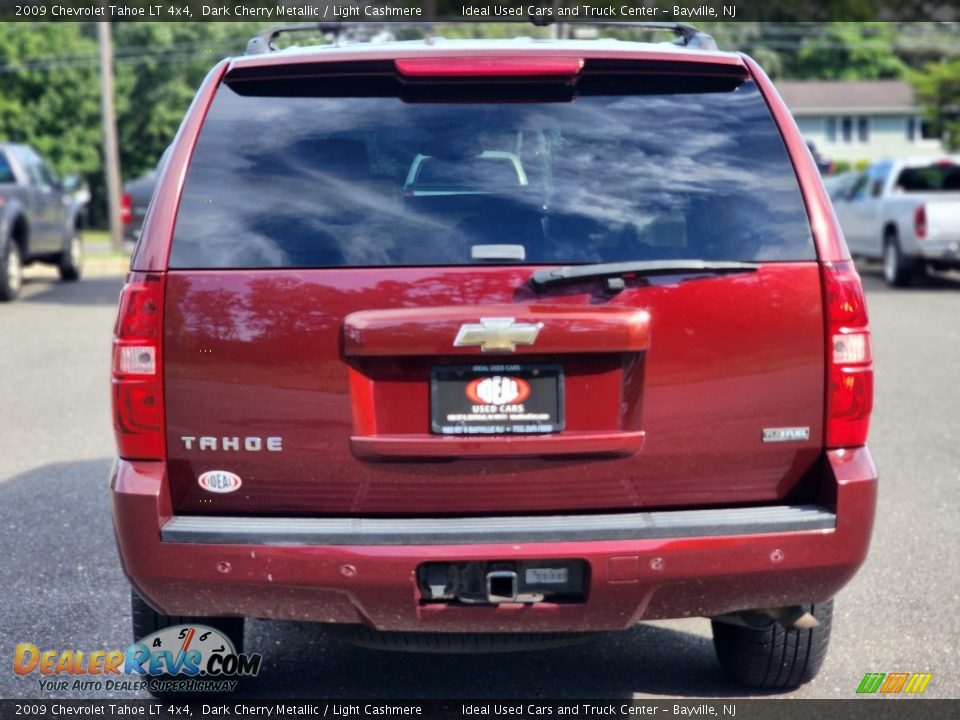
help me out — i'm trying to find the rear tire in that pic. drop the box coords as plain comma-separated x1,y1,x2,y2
882,231,917,287
0,241,23,302
711,600,833,689
131,589,245,698
57,231,83,282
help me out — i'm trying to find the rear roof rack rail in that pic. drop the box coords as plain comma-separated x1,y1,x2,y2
531,19,717,51
246,22,427,55
245,20,717,55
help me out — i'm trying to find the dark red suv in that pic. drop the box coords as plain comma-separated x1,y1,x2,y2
111,23,876,690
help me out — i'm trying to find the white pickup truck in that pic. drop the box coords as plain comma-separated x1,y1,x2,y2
831,156,960,286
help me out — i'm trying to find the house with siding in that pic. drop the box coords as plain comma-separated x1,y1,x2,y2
775,80,945,163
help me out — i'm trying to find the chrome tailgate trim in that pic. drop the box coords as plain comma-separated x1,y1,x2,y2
162,505,835,545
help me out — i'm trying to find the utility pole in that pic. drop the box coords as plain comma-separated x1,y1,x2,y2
98,21,123,252
551,0,566,40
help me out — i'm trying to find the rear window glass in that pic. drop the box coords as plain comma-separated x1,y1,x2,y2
170,75,815,268
895,163,960,192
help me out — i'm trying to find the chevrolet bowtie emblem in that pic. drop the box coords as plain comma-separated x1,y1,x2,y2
454,318,543,353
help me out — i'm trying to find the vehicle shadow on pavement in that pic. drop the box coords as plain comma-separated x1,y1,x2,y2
0,459,137,700
239,620,784,699
21,275,124,306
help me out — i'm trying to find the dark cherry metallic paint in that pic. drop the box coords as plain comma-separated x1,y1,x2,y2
162,264,825,516
116,45,878,630
112,448,875,630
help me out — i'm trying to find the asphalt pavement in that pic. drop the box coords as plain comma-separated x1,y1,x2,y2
0,263,957,700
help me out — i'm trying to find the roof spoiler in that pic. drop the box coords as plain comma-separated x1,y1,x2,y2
245,20,718,55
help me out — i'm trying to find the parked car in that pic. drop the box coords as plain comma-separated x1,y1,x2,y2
121,170,156,250
110,23,876,692
833,157,960,286
0,143,85,301
121,147,169,251
805,139,833,175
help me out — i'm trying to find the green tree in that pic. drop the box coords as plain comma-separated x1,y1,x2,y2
112,22,251,180
0,24,101,180
910,58,960,151
789,23,908,80
0,23,252,224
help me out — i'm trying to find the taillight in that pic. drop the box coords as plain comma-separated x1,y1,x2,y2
120,192,133,225
111,273,165,459
823,262,873,448
914,204,927,240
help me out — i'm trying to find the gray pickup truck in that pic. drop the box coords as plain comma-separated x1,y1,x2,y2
833,156,960,286
0,143,85,301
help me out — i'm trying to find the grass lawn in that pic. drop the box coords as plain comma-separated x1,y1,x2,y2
83,230,129,260
85,229,111,244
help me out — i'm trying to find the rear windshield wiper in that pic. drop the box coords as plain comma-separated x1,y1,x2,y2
529,260,760,293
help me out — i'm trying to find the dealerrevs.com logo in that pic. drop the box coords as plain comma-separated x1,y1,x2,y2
15,625,261,694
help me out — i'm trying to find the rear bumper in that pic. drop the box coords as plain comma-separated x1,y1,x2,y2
111,448,877,633
916,238,960,264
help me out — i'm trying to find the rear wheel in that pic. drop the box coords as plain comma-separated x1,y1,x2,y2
0,241,23,302
711,600,833,689
57,230,83,281
882,231,917,287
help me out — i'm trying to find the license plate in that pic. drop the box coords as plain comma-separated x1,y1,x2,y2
525,567,569,585
431,364,563,435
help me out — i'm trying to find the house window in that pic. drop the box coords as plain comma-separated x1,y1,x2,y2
833,116,868,144
842,117,853,143
909,117,943,142
921,119,939,140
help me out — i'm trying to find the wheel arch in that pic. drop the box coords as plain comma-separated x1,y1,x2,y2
8,211,29,256
883,221,899,242
60,205,84,246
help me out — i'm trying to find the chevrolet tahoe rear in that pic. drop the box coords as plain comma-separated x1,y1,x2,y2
111,27,877,690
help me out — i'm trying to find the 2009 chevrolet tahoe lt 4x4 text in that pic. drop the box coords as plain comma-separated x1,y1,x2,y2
110,23,876,691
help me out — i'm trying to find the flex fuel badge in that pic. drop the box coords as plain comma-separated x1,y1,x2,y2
198,470,242,494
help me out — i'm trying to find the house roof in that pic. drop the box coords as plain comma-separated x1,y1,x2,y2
775,80,918,116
